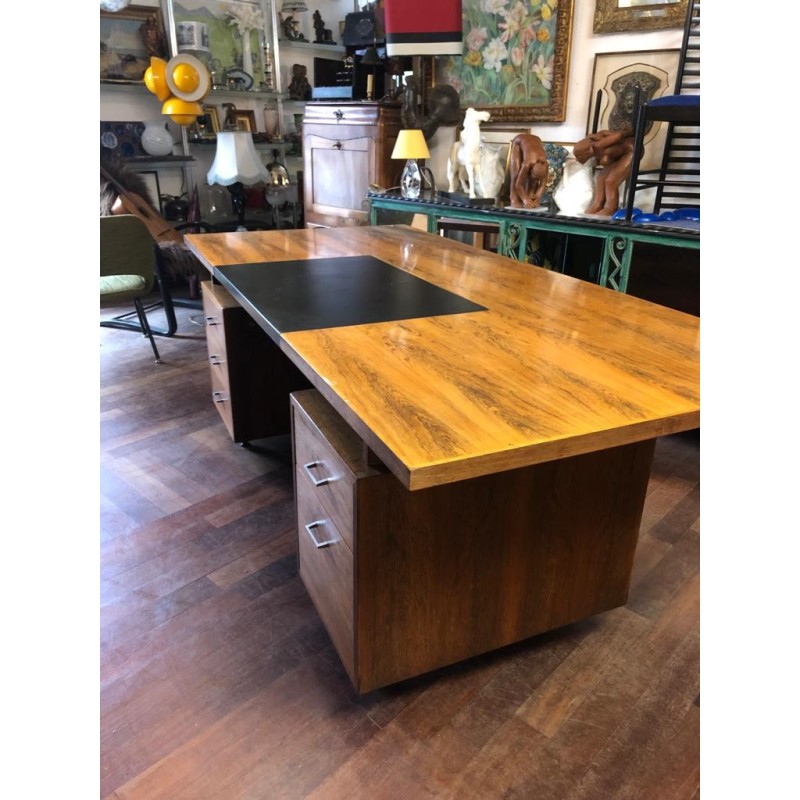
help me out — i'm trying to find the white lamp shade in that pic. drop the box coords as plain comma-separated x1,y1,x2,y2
391,129,430,160
281,0,308,12
207,132,268,186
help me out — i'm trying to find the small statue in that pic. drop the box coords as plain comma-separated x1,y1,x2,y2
138,14,165,58
446,107,492,200
509,133,549,209
288,63,311,101
401,76,461,140
281,15,305,41
313,10,325,43
573,126,638,216
221,103,238,131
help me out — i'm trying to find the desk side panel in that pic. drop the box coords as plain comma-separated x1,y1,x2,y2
354,438,656,693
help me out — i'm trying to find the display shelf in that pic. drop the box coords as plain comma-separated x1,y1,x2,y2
122,155,194,164
279,40,346,58
205,87,289,102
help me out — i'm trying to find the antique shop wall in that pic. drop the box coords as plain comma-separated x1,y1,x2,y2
100,1,685,200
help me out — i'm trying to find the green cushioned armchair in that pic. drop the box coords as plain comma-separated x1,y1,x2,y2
100,214,162,363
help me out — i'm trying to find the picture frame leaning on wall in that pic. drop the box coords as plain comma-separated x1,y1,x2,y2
587,49,680,172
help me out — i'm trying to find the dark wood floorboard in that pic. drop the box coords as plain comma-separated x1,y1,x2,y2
100,296,700,799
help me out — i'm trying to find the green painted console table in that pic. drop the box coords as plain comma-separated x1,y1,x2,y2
367,192,700,294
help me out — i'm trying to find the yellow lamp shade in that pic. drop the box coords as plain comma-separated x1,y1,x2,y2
144,57,170,102
172,63,200,94
165,54,211,102
162,97,203,126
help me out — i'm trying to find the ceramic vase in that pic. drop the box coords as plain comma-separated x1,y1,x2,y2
553,157,596,216
141,120,173,157
241,32,254,79
263,106,280,140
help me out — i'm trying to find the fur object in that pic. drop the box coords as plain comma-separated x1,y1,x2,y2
100,148,205,284
100,149,156,215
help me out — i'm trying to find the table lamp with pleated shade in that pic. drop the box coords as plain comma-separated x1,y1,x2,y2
207,131,268,229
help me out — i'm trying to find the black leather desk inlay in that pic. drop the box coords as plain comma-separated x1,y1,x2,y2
215,256,487,335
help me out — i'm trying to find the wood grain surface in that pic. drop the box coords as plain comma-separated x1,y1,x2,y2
186,225,699,489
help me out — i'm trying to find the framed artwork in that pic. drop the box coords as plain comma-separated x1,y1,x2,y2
168,0,269,88
593,0,689,34
191,105,221,140
232,109,257,132
433,0,574,123
587,49,680,171
203,105,221,133
139,171,164,213
100,5,167,82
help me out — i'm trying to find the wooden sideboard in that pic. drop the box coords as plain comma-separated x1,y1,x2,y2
302,102,401,228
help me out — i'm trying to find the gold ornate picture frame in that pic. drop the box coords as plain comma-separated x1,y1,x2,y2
593,0,689,34
433,0,574,123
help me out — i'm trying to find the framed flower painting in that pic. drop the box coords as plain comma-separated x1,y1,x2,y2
433,0,574,123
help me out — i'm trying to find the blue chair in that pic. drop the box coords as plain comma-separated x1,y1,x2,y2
623,95,700,222
623,0,700,222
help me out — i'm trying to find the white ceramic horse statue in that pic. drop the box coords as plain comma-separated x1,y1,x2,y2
447,108,491,199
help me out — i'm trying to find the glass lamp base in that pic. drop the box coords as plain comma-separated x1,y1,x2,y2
401,159,422,200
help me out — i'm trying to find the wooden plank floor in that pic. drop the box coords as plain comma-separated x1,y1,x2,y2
100,295,700,800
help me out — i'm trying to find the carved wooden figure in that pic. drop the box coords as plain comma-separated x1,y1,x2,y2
573,127,638,216
509,133,549,209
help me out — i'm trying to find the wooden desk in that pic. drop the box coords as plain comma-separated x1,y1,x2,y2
185,225,699,693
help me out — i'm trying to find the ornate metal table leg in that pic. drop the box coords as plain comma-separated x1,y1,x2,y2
499,221,527,261
599,235,633,293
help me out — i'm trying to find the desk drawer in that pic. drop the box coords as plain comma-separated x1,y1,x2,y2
204,319,228,365
296,479,354,679
209,366,234,438
293,402,356,551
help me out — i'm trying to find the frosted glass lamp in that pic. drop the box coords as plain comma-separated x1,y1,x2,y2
207,131,268,229
281,0,308,11
391,129,430,200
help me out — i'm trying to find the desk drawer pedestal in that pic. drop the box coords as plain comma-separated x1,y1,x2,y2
291,389,656,694
201,281,309,443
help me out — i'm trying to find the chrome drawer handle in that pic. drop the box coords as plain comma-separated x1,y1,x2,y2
304,520,339,549
209,355,224,365
332,140,342,149
212,391,226,403
205,315,219,326
303,460,336,487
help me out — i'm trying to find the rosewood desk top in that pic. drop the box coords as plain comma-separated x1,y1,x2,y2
185,225,699,490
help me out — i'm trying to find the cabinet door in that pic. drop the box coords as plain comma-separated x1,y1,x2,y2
304,131,373,225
